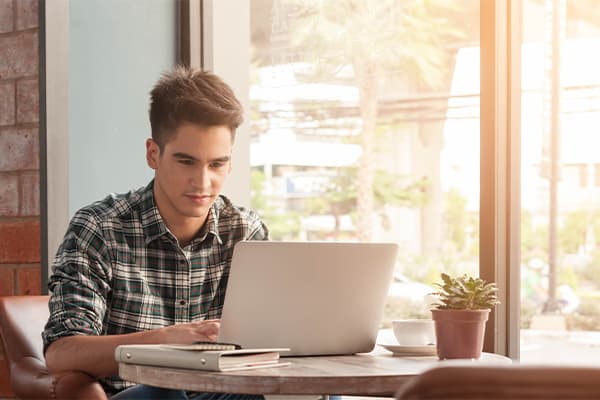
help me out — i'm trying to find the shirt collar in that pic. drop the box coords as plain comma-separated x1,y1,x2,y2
140,181,170,244
190,202,223,246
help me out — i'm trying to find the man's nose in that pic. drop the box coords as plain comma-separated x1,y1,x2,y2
194,167,211,188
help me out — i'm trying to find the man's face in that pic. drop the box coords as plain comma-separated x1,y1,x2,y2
146,122,233,227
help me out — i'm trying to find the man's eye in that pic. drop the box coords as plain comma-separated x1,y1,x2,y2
178,159,194,166
211,162,226,168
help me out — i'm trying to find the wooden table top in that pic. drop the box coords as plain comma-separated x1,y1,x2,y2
118,351,510,396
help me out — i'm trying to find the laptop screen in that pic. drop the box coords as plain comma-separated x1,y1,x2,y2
218,241,398,356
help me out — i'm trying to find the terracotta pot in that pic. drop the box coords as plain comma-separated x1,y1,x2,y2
431,309,490,360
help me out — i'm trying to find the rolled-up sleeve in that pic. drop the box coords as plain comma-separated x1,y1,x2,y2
42,209,112,353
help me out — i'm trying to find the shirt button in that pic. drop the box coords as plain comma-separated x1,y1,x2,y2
179,300,186,306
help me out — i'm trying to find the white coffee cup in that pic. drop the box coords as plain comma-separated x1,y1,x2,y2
392,319,435,346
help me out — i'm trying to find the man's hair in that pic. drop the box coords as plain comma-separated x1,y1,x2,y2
149,66,243,150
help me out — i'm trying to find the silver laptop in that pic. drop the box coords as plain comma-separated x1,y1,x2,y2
218,241,398,356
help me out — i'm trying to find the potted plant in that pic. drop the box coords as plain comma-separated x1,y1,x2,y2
430,272,499,359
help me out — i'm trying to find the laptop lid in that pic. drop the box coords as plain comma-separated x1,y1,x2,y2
218,241,398,356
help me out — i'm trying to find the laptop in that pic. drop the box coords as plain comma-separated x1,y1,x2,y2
218,241,398,356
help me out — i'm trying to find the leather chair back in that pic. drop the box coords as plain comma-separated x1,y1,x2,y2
0,295,107,399
396,364,600,399
0,295,48,366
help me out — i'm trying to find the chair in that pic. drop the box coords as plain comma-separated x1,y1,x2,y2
396,364,600,399
0,295,107,399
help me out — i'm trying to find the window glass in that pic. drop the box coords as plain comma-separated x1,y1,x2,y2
520,0,600,365
250,0,480,326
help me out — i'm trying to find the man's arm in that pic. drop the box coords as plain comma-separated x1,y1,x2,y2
45,319,220,378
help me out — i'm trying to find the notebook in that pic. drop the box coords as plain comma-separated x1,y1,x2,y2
218,241,398,356
114,344,290,371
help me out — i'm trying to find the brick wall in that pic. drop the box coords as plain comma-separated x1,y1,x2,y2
0,0,41,397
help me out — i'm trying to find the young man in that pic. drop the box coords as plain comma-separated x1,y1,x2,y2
43,66,268,399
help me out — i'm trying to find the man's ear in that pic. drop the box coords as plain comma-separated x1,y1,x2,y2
146,138,160,170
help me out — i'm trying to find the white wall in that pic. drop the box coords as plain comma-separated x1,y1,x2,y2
68,0,176,215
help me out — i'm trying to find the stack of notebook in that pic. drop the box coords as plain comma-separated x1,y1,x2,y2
115,343,290,372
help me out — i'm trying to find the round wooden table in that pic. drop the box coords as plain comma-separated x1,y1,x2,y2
118,351,510,397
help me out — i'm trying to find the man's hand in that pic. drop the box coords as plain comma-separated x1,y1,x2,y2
158,319,220,343
45,319,221,378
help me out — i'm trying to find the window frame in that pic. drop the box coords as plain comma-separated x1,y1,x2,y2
40,0,69,292
480,0,521,358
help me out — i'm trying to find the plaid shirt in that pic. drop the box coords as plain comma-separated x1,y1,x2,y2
42,181,268,392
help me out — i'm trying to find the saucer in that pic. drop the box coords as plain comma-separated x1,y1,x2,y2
378,343,437,356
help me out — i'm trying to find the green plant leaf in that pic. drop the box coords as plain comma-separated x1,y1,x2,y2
431,272,500,310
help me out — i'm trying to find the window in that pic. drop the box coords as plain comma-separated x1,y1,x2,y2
519,0,600,365
248,0,481,327
123,0,600,360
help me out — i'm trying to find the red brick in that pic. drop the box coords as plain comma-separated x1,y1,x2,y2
0,127,39,171
15,78,37,123
19,171,38,216
0,173,18,216
15,0,37,30
16,264,40,295
0,31,38,79
0,220,40,263
0,82,15,126
0,355,13,398
0,0,13,34
0,267,14,296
